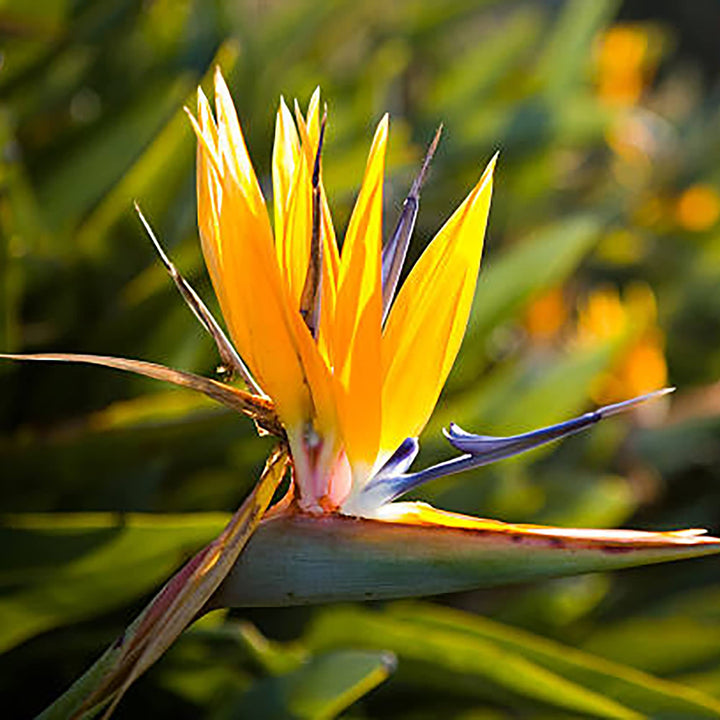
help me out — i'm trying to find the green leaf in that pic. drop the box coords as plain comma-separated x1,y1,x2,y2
307,604,720,719
537,0,621,96
230,650,395,720
305,606,640,719
0,512,228,653
389,603,720,719
37,78,189,232
580,585,720,676
74,41,242,256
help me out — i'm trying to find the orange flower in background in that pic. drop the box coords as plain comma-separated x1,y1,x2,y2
596,23,666,170
577,284,667,405
595,24,660,107
524,286,568,342
676,184,720,232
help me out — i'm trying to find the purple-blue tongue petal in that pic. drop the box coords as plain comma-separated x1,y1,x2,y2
375,437,420,480
444,389,673,455
360,389,673,509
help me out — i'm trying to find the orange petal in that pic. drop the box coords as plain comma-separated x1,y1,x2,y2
287,93,339,363
192,78,320,427
332,116,388,471
211,169,310,424
278,139,314,308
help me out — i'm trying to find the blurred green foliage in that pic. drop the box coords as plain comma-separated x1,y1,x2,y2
2,0,720,717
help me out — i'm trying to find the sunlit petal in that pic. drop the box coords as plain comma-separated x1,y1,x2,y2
332,116,388,471
272,96,301,252
381,154,496,457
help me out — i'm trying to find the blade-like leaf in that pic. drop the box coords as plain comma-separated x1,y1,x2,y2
391,603,720,718
0,513,227,654
214,506,720,607
232,649,395,720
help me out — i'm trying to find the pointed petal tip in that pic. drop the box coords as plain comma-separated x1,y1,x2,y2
292,97,303,126
213,64,224,87
196,84,209,107
371,113,389,138
442,422,462,440
443,422,477,441
486,150,500,175
600,387,675,418
371,113,390,148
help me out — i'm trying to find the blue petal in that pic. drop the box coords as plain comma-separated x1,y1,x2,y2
444,389,673,456
375,437,420,480
359,389,673,509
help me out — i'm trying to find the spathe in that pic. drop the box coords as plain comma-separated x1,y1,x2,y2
213,503,720,607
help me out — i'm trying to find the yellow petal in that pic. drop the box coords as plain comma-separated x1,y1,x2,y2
376,502,716,544
305,86,321,150
286,93,339,363
193,97,239,354
276,94,338,359
213,68,267,215
332,116,388,470
279,140,314,307
272,96,300,251
300,98,340,361
212,172,308,420
381,154,496,456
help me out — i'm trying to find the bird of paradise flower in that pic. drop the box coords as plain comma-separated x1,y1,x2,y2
5,70,719,718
